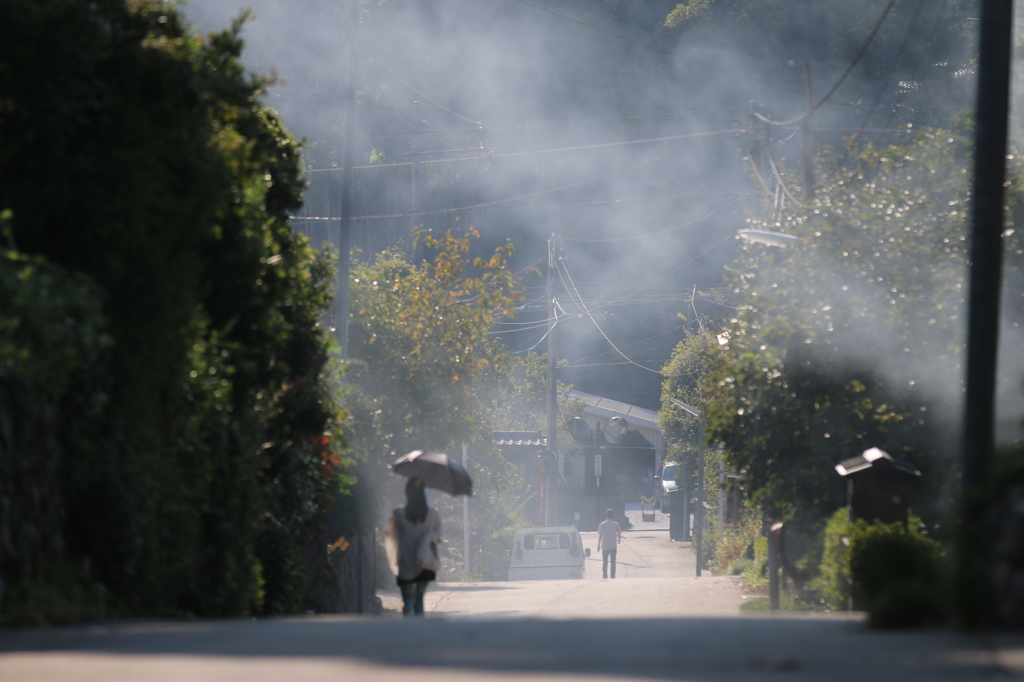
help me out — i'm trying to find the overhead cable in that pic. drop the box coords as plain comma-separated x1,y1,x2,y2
848,0,926,148
586,233,737,317
753,0,899,127
369,55,483,126
515,0,807,96
489,190,753,213
765,149,806,209
303,126,746,173
293,153,668,222
558,258,662,374
561,195,745,243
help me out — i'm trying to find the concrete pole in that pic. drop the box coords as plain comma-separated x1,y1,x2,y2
410,100,420,260
682,483,690,542
718,458,725,538
960,0,1013,625
546,234,559,525
963,0,1012,498
462,441,469,574
336,6,356,357
695,422,705,577
800,62,816,198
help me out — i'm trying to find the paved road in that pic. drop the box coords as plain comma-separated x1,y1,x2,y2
3,530,1024,681
411,529,746,618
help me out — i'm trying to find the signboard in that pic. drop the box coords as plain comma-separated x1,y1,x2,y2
594,454,602,477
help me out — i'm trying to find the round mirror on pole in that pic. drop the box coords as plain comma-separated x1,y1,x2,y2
569,417,591,445
603,416,628,445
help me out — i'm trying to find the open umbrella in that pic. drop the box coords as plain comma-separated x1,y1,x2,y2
390,450,473,497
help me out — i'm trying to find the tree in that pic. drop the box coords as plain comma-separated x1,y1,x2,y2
0,1,344,621
695,122,1024,524
343,229,528,577
660,330,718,503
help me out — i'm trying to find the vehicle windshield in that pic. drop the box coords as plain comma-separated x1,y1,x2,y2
662,465,677,481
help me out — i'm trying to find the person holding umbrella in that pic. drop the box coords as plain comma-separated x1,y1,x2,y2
385,450,472,617
385,477,442,616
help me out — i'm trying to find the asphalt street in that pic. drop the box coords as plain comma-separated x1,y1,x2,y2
2,529,1023,681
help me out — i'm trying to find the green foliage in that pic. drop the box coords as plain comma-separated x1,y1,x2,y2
701,124,1024,524
0,244,111,623
849,519,944,628
747,536,768,587
664,0,713,28
344,229,528,579
710,507,762,578
0,1,344,621
813,507,852,611
660,331,720,501
661,0,975,104
347,229,520,458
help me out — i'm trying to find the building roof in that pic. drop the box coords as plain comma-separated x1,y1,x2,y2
567,391,659,431
566,391,664,455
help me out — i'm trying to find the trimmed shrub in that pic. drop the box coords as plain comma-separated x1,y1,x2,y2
849,520,944,628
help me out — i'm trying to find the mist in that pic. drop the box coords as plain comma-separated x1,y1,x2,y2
180,0,1004,433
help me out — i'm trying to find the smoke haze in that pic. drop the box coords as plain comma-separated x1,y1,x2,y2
179,0,1022,443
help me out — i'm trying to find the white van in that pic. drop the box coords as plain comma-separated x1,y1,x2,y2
507,526,589,580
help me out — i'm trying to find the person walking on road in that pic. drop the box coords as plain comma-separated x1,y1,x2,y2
597,508,623,579
385,477,443,616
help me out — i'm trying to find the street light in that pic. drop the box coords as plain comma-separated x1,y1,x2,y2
737,228,799,248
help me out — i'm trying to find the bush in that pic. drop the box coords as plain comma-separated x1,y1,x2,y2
1,1,345,622
812,507,852,610
849,520,944,628
710,508,762,579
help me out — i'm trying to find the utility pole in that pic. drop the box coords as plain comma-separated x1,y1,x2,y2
695,421,704,577
718,459,725,539
462,441,469,574
336,5,356,357
410,100,420,261
671,399,704,576
799,62,816,198
960,0,1013,625
546,234,559,525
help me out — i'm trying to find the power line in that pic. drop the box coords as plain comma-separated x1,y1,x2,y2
848,0,926,148
514,0,806,96
303,126,745,172
368,54,482,126
561,195,746,243
573,323,688,365
753,0,899,127
584,231,737,317
558,257,663,374
487,190,752,213
295,152,670,222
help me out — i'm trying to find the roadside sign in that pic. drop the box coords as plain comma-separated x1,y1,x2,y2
594,454,602,477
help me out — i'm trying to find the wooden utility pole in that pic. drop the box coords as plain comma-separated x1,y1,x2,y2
960,0,1013,625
